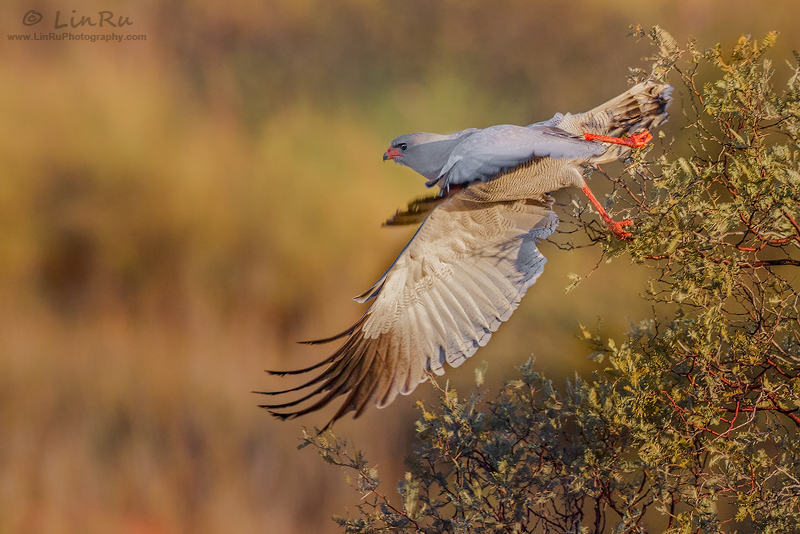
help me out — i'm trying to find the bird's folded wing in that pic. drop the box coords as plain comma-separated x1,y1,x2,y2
437,125,606,187
258,178,558,428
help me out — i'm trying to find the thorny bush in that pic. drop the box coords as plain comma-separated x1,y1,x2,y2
304,27,800,533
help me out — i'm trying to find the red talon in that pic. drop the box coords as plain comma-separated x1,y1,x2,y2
628,130,653,147
584,129,653,148
607,219,634,241
581,185,635,241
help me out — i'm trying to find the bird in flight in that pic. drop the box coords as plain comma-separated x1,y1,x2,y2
260,81,671,429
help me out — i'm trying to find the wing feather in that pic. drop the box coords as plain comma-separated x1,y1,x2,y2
446,265,503,330
260,168,558,427
431,279,479,354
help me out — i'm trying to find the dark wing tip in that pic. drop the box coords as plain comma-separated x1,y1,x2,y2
297,328,356,346
383,193,447,227
296,314,370,345
264,364,329,377
259,318,381,428
263,409,297,422
263,369,294,377
265,408,336,435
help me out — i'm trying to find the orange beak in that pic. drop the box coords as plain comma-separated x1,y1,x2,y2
383,147,403,161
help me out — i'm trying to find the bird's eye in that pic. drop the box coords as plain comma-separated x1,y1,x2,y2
398,143,408,151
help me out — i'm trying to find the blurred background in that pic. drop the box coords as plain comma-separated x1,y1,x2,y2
2,1,799,532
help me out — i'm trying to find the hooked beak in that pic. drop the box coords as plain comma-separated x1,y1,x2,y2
383,147,403,161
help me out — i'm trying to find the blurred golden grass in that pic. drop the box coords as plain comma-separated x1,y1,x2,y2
3,1,800,532
0,47,450,534
0,53,648,532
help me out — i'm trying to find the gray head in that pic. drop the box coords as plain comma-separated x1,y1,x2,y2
383,130,476,182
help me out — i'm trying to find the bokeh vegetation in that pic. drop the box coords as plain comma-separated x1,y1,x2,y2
3,1,800,533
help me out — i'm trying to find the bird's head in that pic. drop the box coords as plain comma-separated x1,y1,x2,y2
383,132,464,183
383,133,429,162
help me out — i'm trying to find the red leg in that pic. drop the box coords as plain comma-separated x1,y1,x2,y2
580,185,633,240
583,130,653,148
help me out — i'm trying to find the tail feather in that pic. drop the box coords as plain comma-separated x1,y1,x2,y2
549,80,672,163
581,79,672,136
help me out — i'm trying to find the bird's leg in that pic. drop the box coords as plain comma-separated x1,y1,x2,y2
580,184,632,240
583,130,653,147
578,130,652,240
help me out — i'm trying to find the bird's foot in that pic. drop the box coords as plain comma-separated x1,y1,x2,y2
584,130,653,148
580,185,635,241
607,218,633,240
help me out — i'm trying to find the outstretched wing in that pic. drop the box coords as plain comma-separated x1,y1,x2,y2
259,173,558,428
437,125,606,187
